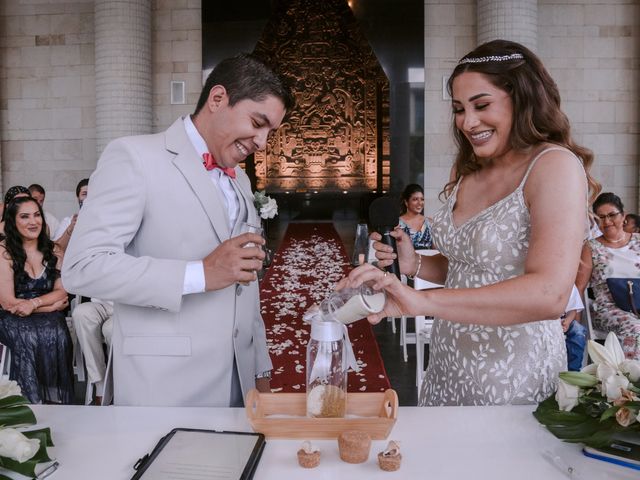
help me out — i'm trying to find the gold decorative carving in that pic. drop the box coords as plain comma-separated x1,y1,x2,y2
253,0,389,192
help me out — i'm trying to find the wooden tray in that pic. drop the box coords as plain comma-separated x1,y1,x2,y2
245,389,398,439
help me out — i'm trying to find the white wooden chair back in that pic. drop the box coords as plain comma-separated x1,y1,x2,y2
583,288,607,342
0,344,10,379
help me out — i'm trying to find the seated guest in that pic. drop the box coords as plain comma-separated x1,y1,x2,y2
28,184,59,238
53,178,88,252
399,184,433,250
72,300,113,405
576,192,640,360
624,213,640,234
0,197,73,403
0,186,31,237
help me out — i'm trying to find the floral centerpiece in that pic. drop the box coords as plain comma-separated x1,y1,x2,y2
0,379,55,479
533,332,640,449
253,190,278,220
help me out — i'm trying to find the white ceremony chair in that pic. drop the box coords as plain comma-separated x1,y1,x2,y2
86,342,113,406
65,295,86,384
0,343,10,379
405,249,443,382
583,287,607,343
414,315,434,388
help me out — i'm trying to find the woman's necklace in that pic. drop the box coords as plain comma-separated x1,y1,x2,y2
606,233,627,244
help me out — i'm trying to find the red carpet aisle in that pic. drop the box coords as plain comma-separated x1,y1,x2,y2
260,223,391,393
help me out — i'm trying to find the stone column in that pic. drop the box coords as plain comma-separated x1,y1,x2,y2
477,0,537,52
94,0,152,157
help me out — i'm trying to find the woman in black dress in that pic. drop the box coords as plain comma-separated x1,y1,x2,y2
0,196,73,403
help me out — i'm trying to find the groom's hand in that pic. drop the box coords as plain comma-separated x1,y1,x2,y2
202,233,265,291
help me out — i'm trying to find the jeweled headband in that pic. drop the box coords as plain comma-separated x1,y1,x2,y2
458,53,524,65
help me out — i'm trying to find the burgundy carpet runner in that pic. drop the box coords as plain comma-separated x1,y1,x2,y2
260,222,391,393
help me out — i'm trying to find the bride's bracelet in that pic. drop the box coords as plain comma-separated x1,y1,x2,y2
406,253,422,280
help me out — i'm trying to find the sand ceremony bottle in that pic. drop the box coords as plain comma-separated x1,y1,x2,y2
320,282,386,325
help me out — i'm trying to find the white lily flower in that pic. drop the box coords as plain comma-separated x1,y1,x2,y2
0,380,22,400
620,359,640,382
0,428,40,463
596,363,617,383
602,374,630,402
556,379,580,412
587,332,626,370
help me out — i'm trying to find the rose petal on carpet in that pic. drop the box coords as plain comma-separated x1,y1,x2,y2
260,222,391,393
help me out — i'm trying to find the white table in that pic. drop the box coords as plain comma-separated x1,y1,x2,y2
27,404,635,479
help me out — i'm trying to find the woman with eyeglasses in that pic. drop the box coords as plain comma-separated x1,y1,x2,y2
576,192,640,360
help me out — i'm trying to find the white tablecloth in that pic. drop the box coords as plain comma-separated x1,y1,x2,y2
25,404,635,479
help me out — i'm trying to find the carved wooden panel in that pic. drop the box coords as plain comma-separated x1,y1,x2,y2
253,0,389,192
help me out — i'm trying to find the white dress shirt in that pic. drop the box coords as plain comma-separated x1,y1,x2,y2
181,115,240,294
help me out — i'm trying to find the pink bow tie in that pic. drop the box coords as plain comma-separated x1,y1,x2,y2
202,152,236,179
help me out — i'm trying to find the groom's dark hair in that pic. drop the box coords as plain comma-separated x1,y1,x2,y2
194,53,294,115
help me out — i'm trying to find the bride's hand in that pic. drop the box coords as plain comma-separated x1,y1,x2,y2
337,263,424,325
371,229,417,275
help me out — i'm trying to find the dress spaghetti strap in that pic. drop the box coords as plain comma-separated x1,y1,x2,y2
517,147,582,190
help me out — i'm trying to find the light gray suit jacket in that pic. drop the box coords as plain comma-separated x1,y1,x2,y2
62,118,272,407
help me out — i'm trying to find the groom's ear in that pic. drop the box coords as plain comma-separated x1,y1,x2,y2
207,85,228,111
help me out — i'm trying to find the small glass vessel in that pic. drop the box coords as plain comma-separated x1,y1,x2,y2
306,319,347,418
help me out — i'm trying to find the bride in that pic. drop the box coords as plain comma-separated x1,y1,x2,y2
342,40,599,406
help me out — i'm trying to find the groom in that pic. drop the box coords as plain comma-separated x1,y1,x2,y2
62,54,294,407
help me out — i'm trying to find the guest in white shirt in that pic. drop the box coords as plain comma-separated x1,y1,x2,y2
72,299,113,405
53,178,88,251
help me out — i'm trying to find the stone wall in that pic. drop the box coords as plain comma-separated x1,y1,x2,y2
539,0,640,211
152,0,201,131
0,1,638,217
423,0,640,215
0,0,202,218
423,0,476,215
0,0,96,217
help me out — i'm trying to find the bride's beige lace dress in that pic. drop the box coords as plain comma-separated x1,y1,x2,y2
419,148,572,406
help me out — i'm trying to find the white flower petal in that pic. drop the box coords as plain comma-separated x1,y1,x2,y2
588,339,617,368
0,380,22,399
604,332,625,366
0,428,40,463
602,374,630,402
556,379,580,411
620,360,640,382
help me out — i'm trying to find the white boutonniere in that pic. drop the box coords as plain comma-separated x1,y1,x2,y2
253,190,278,219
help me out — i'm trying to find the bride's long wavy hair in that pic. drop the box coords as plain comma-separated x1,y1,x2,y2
441,39,600,204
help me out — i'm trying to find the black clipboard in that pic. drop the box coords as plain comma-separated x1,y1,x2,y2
131,428,266,480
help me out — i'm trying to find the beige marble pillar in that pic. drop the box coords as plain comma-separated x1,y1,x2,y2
477,0,537,52
94,0,152,156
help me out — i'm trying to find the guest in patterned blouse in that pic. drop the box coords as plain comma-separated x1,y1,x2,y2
576,192,640,360
398,184,433,250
